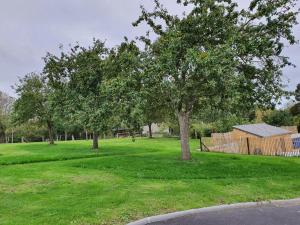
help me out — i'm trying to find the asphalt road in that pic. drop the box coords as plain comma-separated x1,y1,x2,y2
148,205,300,225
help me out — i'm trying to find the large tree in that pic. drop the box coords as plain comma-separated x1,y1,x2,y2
12,73,56,144
134,0,299,160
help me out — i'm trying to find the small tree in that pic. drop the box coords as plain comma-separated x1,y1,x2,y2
134,0,299,160
140,48,169,138
0,116,6,143
106,40,145,141
12,73,56,144
45,40,111,149
142,98,167,138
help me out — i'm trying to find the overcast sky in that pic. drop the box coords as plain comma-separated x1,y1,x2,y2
0,0,299,97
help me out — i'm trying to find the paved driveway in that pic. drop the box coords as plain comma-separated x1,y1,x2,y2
149,205,300,225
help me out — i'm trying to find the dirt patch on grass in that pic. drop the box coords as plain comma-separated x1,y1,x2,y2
0,179,56,193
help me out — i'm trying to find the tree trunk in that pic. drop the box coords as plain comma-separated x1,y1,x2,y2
47,121,54,145
130,130,136,142
85,130,88,140
65,131,68,141
148,122,153,138
11,130,14,144
178,111,191,160
92,131,99,149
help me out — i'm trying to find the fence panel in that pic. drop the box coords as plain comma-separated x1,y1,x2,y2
211,133,296,156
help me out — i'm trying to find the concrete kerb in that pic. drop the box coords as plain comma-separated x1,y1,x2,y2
126,198,300,225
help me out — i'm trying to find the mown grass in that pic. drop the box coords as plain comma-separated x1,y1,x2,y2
0,138,300,225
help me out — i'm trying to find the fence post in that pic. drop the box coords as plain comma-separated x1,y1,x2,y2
246,137,250,155
199,133,203,152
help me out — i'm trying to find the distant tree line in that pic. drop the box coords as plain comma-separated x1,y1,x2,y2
4,0,299,160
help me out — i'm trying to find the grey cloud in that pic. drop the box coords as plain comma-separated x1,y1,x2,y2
0,0,299,96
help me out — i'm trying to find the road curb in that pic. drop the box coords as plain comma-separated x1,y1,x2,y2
126,198,300,225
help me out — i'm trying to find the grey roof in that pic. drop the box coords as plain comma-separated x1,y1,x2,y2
233,123,292,138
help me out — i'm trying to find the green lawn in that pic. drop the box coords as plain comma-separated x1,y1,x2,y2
1,138,300,225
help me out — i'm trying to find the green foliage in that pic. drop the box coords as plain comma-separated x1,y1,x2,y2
134,0,298,113
192,114,250,135
262,110,294,126
0,116,6,142
290,84,300,116
134,0,299,158
293,115,300,130
12,73,55,144
13,74,48,123
15,121,48,141
290,103,300,116
44,40,113,148
139,48,170,133
213,115,250,133
295,84,300,102
8,0,299,155
105,40,145,134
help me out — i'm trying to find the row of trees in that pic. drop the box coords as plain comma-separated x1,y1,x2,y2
12,40,168,147
12,0,299,160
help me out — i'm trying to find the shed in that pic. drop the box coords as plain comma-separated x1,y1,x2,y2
232,123,293,154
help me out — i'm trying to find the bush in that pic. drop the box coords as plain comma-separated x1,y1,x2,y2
203,128,213,137
262,110,293,127
213,115,249,133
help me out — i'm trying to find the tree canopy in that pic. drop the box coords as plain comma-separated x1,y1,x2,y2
8,0,299,160
133,0,299,160
44,40,112,149
263,110,294,127
12,73,56,144
290,84,300,116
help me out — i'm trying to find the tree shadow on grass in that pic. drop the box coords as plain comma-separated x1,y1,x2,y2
70,151,300,181
0,143,162,166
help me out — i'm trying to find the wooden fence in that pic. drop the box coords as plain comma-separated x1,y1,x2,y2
211,132,296,156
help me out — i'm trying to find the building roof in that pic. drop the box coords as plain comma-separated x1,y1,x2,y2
233,123,292,138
